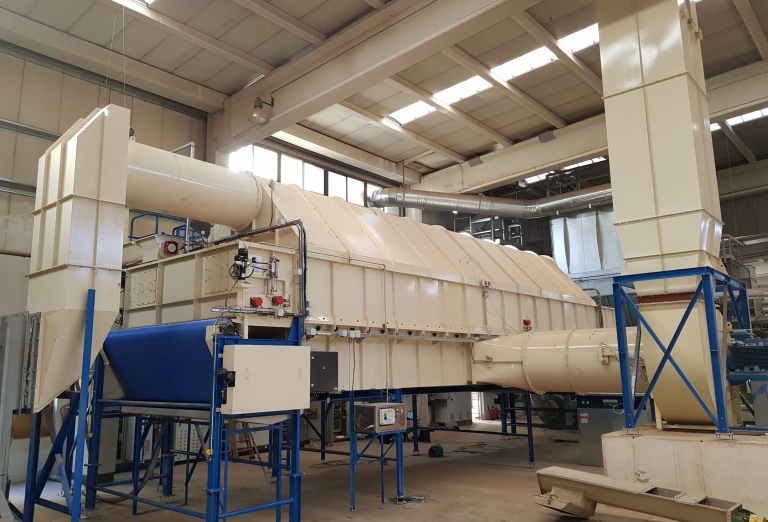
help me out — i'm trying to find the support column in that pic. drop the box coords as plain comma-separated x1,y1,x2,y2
597,0,726,426
597,0,722,294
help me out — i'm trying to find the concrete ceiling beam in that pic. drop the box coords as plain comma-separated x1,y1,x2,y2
722,122,757,164
210,0,543,153
511,10,603,95
102,0,274,75
418,59,768,194
231,0,326,45
0,7,226,112
732,0,768,60
384,76,514,147
442,46,566,129
272,124,421,184
339,101,467,164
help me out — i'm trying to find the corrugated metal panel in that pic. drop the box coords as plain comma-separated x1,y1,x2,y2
67,2,136,47
299,0,369,35
0,52,23,121
250,30,308,66
18,62,63,133
151,0,212,23
202,62,254,94
173,49,230,84
551,206,625,278
25,0,95,32
142,35,202,72
186,0,250,39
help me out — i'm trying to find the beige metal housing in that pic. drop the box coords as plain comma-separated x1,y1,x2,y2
536,466,743,522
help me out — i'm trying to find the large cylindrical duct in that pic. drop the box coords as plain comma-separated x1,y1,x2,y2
473,327,646,395
126,140,263,231
369,185,612,219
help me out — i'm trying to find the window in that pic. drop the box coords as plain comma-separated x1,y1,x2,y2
328,172,347,199
231,144,392,206
347,178,365,206
229,145,254,173
303,163,324,194
280,155,303,187
254,146,278,180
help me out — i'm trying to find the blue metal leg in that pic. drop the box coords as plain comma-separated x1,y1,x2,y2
131,417,142,515
379,436,385,504
395,389,404,499
85,355,105,511
22,412,42,522
71,288,96,522
161,423,174,498
525,391,535,467
500,393,507,436
205,336,224,522
320,400,327,461
702,274,731,435
411,395,419,455
613,282,635,430
276,423,282,522
348,391,356,512
288,410,302,522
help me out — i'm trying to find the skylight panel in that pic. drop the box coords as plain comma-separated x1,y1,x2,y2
593,156,606,162
434,76,493,105
558,24,600,54
741,109,763,122
491,47,557,80
726,115,744,126
388,101,436,124
562,163,580,171
710,123,721,131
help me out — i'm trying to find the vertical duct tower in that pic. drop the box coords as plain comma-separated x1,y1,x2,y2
597,0,727,423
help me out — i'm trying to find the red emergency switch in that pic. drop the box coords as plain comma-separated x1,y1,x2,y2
250,296,263,307
272,295,285,306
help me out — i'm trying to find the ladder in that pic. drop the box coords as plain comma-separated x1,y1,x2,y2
227,421,256,460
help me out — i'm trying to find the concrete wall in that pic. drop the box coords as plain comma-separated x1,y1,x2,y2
0,46,208,259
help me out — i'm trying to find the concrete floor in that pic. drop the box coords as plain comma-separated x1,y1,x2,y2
11,421,669,522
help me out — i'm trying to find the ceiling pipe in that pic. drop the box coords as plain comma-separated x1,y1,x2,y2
369,184,612,219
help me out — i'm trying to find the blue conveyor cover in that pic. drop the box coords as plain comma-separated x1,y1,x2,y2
103,319,217,403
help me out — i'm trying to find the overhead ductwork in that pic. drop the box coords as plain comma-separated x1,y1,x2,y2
369,184,612,219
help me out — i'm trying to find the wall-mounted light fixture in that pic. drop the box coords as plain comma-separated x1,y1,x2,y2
249,97,273,125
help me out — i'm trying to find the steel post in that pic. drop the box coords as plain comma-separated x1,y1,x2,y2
395,390,404,498
71,288,96,522
131,417,142,515
85,355,105,510
525,391,535,466
411,395,419,455
348,390,356,512
161,422,174,498
500,393,507,435
319,400,326,461
288,410,301,522
205,337,224,522
702,273,731,434
21,412,42,522
613,282,635,430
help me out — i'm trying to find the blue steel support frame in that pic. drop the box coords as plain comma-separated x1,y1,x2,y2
23,290,96,522
612,267,749,435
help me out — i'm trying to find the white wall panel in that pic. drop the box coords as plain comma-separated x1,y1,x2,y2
0,48,207,260
59,75,100,132
12,134,48,185
18,62,63,133
0,254,29,315
0,52,23,120
0,128,17,178
161,108,192,151
131,98,164,148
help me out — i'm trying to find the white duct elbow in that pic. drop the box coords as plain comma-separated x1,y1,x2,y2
472,327,646,395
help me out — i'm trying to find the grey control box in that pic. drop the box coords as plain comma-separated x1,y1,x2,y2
353,402,407,434
310,351,338,392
